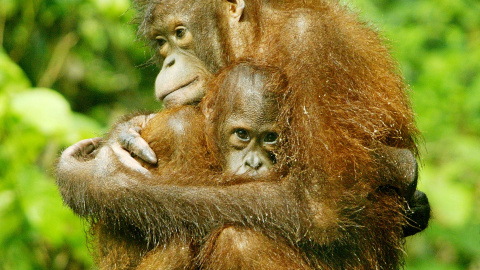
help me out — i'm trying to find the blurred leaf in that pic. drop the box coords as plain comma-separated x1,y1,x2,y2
0,49,31,93
421,165,473,228
10,88,72,135
69,112,105,142
93,0,131,18
0,0,19,16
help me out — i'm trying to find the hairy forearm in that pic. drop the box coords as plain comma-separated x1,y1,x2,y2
104,180,305,243
55,145,305,243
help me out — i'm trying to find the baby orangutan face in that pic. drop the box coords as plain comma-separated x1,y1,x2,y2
222,106,279,177
218,68,280,177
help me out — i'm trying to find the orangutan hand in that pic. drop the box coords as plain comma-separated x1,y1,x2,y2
107,113,157,173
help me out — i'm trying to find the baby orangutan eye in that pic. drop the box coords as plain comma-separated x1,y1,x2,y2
235,129,250,141
264,132,278,144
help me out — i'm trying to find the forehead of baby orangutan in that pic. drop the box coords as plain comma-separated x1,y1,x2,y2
207,63,286,178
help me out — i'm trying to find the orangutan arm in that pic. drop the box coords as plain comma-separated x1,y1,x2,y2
56,140,306,244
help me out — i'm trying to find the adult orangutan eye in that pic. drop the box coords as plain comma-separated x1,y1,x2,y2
156,37,167,47
235,129,250,141
264,132,278,144
175,27,186,38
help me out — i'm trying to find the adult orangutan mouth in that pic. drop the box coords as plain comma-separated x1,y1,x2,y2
160,76,199,101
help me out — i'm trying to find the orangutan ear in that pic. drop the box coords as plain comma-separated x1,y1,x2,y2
225,0,245,21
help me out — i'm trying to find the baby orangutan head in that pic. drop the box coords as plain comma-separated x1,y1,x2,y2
204,63,287,178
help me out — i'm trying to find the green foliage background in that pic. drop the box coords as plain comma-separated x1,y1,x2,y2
0,0,479,269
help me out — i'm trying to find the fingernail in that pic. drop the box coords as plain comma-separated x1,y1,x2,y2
144,149,157,164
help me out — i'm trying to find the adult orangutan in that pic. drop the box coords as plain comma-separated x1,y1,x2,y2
56,0,430,269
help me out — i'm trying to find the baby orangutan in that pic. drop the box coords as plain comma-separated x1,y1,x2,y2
131,63,310,269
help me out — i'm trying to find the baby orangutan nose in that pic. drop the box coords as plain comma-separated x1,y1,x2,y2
245,152,262,170
236,150,270,176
